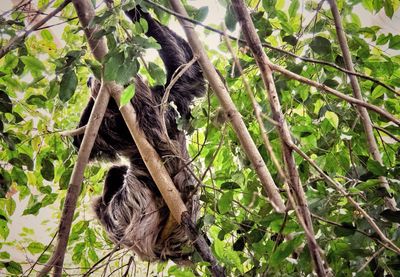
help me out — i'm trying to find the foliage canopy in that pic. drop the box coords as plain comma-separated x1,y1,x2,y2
0,0,399,275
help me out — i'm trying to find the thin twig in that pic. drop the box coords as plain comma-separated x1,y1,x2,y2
290,143,400,255
222,25,286,182
0,0,71,59
60,125,86,137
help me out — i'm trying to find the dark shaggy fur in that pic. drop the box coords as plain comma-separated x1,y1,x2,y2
73,8,206,261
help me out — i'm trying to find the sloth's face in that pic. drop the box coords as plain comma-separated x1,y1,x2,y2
87,76,101,99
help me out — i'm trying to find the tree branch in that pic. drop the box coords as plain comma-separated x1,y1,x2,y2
142,0,399,97
290,143,400,255
222,27,286,182
40,1,224,276
231,1,330,276
167,0,286,214
0,0,71,59
328,0,398,211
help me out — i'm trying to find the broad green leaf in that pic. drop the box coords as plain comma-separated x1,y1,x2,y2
194,6,209,22
148,62,166,85
23,202,42,215
5,198,16,216
104,51,124,82
41,159,54,181
324,111,339,128
225,4,237,31
333,222,357,237
367,160,388,176
27,242,45,254
59,69,78,102
120,84,135,107
220,181,240,190
41,29,53,41
0,220,9,239
389,35,400,50
5,261,22,274
269,236,303,266
288,0,299,18
59,168,72,190
20,56,46,72
0,251,10,259
218,191,233,214
310,36,332,55
47,79,60,99
383,0,394,18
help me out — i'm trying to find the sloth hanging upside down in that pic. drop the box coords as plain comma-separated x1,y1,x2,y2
73,7,206,261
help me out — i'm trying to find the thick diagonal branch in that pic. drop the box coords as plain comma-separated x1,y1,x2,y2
231,0,330,276
39,1,224,276
167,0,286,214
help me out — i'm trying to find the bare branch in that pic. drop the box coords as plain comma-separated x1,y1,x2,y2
40,1,224,276
231,0,330,275
168,0,286,214
59,125,86,137
329,0,398,211
222,27,286,182
0,0,71,59
143,0,399,97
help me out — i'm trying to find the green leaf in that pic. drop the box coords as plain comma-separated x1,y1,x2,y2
140,18,148,33
85,59,102,80
26,95,47,108
59,168,72,190
220,181,240,190
6,198,16,216
59,69,78,102
47,79,59,99
5,261,22,274
41,29,53,41
288,0,299,18
367,160,388,176
0,251,10,259
23,202,42,215
0,90,12,113
194,6,209,22
383,0,394,18
269,236,303,266
0,220,9,239
218,191,233,214
41,159,54,181
104,51,124,82
20,56,46,72
380,209,400,223
389,35,400,50
148,62,166,85
28,242,45,254
225,4,237,31
120,84,135,107
324,111,339,128
310,36,332,55
19,153,34,171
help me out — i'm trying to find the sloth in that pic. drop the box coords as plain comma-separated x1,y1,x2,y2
73,7,206,261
